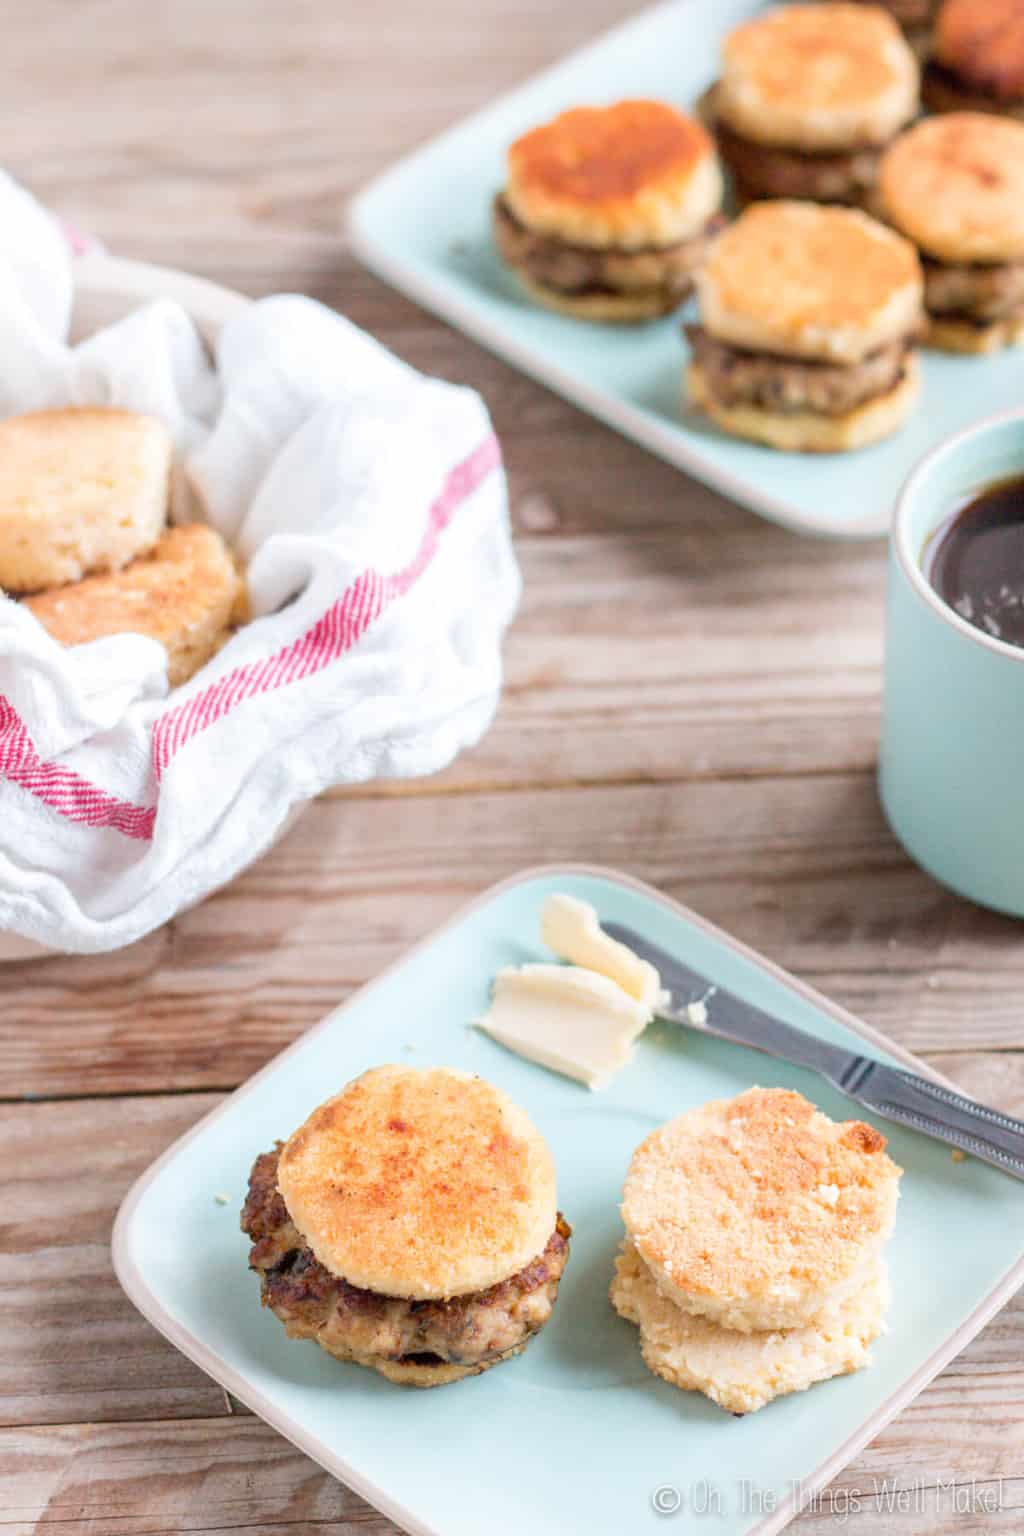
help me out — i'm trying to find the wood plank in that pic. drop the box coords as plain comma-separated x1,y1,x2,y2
4,1398,1021,1535
430,528,888,791
0,1095,229,1427
1,1419,381,1536
4,0,635,263
5,778,1024,1099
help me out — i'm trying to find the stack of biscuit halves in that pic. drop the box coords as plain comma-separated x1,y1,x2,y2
0,406,244,687
612,1086,902,1414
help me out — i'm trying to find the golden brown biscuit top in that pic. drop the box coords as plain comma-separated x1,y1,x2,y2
621,1087,902,1304
724,4,911,112
0,406,171,522
697,201,923,362
880,113,1024,261
25,523,237,652
277,1065,558,1300
504,100,721,249
935,0,1024,99
509,100,711,206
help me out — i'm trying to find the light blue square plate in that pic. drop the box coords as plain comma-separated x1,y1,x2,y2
114,865,1024,1536
348,0,1024,540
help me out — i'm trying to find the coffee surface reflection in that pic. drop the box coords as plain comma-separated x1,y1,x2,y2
927,475,1024,650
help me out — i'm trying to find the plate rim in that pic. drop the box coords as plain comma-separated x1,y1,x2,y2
345,0,893,543
112,861,1024,1536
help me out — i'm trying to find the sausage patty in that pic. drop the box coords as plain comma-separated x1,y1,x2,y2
493,195,723,304
709,109,883,207
686,326,910,416
242,1144,571,1375
922,61,1024,118
923,254,1024,321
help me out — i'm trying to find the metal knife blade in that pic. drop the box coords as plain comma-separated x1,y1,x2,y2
604,921,1024,1183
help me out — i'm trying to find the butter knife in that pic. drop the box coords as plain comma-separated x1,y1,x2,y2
604,922,1024,1182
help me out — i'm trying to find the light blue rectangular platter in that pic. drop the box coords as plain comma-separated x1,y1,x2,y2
114,866,1024,1536
348,0,1024,540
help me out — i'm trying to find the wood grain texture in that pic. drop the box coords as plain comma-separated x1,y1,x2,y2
1,1096,229,1427
0,0,1022,1530
5,779,1024,1098
3,1400,1022,1536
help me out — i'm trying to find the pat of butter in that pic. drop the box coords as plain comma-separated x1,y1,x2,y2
475,963,651,1091
541,893,664,1008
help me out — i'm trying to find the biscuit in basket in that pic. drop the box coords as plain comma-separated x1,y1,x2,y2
494,100,724,321
25,523,244,688
0,406,171,593
620,1086,902,1333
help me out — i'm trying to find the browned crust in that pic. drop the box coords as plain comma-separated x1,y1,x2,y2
509,100,713,209
879,112,1024,263
841,1121,888,1154
622,1087,902,1310
696,201,923,364
276,1067,558,1300
24,523,242,688
935,0,1024,101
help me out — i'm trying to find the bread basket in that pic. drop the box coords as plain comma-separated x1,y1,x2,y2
0,252,249,963
0,234,513,961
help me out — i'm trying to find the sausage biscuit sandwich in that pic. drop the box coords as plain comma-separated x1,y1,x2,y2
685,200,924,452
493,99,724,321
242,1065,571,1386
879,113,1024,352
704,5,919,208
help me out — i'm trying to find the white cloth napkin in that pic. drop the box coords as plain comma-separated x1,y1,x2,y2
0,173,520,953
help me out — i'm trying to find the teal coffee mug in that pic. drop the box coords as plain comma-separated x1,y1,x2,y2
880,408,1024,916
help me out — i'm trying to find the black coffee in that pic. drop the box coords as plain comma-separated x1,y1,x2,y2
927,474,1024,650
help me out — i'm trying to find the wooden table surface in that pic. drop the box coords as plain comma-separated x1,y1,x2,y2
3,2,1022,1531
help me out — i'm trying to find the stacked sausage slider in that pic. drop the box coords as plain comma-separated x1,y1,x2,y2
242,1065,571,1386
686,201,924,452
705,5,919,207
925,0,1024,118
493,99,724,321
879,113,1024,352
